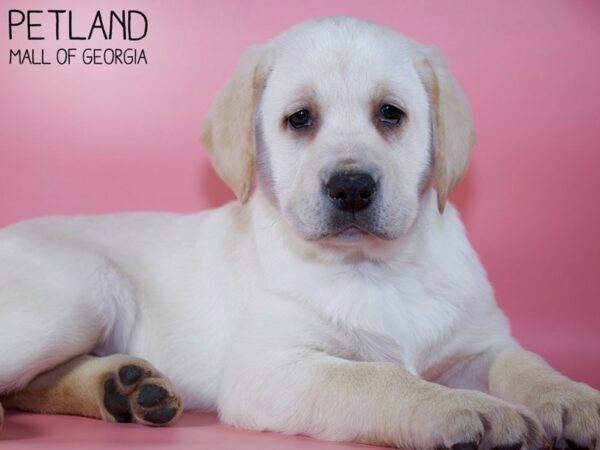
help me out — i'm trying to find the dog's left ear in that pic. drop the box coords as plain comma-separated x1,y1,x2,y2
414,45,476,213
201,45,269,203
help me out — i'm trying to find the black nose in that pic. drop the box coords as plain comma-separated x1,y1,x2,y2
326,172,377,213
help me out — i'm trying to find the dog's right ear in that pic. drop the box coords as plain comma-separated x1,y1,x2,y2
201,45,269,204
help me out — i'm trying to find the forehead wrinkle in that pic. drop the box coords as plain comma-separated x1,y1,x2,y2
264,27,425,140
282,86,318,114
273,51,417,112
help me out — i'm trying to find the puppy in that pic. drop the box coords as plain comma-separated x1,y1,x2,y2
1,17,599,449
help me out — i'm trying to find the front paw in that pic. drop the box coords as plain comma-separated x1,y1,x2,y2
413,390,547,450
529,381,600,449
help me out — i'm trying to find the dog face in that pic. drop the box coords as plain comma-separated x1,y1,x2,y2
202,18,475,246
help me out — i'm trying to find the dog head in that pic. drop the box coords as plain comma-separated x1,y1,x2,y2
202,17,474,245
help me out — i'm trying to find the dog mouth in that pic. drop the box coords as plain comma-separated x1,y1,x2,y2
319,222,392,242
331,225,370,242
288,203,396,243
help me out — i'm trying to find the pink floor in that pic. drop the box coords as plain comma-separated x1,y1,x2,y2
2,411,382,450
3,343,598,449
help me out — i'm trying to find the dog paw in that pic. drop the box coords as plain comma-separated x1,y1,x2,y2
102,359,183,426
425,391,547,450
529,382,600,450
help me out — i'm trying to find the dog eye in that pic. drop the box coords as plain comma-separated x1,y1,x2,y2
288,109,312,129
379,104,404,126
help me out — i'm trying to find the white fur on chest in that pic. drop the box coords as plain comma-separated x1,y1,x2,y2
252,190,506,378
261,252,465,375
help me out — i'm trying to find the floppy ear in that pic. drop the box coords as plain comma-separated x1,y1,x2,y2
415,46,476,213
201,46,268,203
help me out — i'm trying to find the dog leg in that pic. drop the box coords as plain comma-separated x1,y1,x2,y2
438,346,600,449
219,351,546,449
2,354,183,426
489,349,600,450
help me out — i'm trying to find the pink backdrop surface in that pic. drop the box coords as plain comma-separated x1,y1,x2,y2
1,0,599,447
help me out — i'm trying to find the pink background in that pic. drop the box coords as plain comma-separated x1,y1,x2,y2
1,0,599,447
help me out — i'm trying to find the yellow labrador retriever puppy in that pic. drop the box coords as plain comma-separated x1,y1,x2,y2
1,17,599,449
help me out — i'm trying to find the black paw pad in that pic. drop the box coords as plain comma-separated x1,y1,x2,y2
491,444,522,450
137,384,169,407
118,365,143,386
144,406,178,424
103,378,132,423
564,440,588,450
452,442,479,450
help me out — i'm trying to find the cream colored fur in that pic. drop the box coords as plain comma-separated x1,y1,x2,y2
0,17,598,449
1,354,183,426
